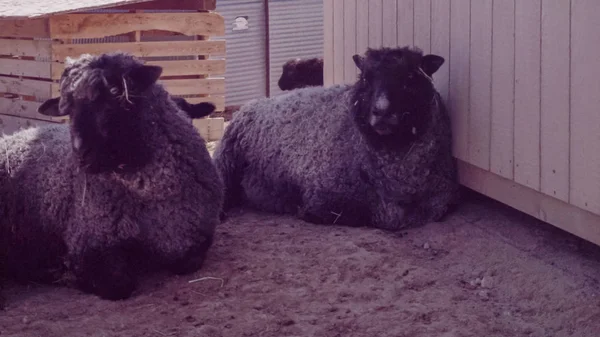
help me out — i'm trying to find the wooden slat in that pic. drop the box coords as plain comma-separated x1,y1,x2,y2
459,160,600,247
0,76,52,98
514,0,542,191
368,0,383,49
397,0,414,47
356,0,369,57
413,0,431,53
449,0,470,161
51,59,225,80
490,0,516,180
0,39,52,59
431,0,450,103
332,0,345,84
51,40,225,62
0,59,51,79
0,19,50,38
112,0,216,11
570,0,600,214
0,114,58,137
382,0,397,48
468,0,493,170
185,95,225,112
49,12,225,40
540,0,570,202
0,97,57,121
323,0,334,86
193,117,224,142
343,0,357,84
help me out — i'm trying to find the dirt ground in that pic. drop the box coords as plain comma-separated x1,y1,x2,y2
0,189,599,337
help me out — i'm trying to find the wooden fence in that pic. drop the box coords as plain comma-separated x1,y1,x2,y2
324,0,600,245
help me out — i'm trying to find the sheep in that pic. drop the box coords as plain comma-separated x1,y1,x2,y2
213,46,460,231
277,57,324,91
0,52,224,301
171,96,217,119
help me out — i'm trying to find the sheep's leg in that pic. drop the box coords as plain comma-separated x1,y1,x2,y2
71,244,138,301
167,235,213,275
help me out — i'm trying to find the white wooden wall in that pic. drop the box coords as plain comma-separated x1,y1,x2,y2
324,0,600,245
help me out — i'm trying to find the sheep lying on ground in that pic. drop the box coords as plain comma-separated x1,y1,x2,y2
213,46,460,230
0,52,224,301
277,57,324,91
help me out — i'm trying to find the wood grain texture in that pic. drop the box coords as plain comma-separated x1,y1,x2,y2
51,40,225,62
356,0,369,57
0,38,52,58
490,0,515,180
397,0,414,47
540,0,570,202
430,0,450,103
382,0,397,48
570,0,600,214
343,0,357,84
514,0,541,191
0,59,51,79
323,0,334,86
0,97,57,121
468,0,492,170
449,0,470,161
413,0,431,53
368,0,383,48
49,12,225,39
0,18,49,38
332,0,345,84
193,117,224,142
0,76,52,98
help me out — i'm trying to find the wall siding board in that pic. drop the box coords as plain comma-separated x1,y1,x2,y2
382,0,398,48
332,0,345,84
343,0,357,84
490,0,516,180
540,0,571,202
468,0,493,170
323,0,334,86
430,0,450,103
413,0,431,53
397,0,414,47
356,0,369,59
368,0,383,48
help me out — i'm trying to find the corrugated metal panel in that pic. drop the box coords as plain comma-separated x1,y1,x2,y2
268,0,323,96
213,0,268,106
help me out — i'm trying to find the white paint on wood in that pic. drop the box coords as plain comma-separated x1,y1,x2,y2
541,0,570,202
430,0,450,103
490,0,515,180
449,0,470,161
368,0,383,48
570,0,600,214
356,0,369,59
397,0,414,47
514,0,541,191
382,0,397,48
332,0,345,84
468,0,492,170
343,0,357,84
323,0,334,86
413,0,431,53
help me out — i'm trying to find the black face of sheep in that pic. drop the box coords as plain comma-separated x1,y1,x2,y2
277,57,324,91
350,47,444,145
38,53,163,174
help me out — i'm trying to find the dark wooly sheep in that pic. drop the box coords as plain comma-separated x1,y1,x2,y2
171,96,216,119
213,46,460,230
0,52,224,301
277,57,324,91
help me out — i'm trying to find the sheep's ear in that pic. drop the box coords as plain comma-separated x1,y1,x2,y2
128,65,163,92
421,54,445,76
353,54,365,71
38,97,67,117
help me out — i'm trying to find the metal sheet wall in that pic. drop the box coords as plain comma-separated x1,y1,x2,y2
214,0,268,106
267,0,324,97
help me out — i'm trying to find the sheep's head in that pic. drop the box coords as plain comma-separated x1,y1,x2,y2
278,57,324,91
37,52,163,174
350,46,444,145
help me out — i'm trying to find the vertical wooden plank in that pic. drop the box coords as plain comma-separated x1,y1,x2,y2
397,0,414,47
413,0,431,53
571,0,600,214
333,0,345,85
356,0,370,57
323,0,334,86
368,0,383,48
490,0,516,180
468,0,493,170
382,0,398,48
514,0,542,191
540,0,570,202
449,0,471,161
431,0,450,102
344,0,357,84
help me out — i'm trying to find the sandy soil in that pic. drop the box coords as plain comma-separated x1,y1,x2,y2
0,190,599,337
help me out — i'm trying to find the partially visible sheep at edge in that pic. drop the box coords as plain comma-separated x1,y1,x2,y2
277,57,324,91
0,52,224,301
213,46,460,230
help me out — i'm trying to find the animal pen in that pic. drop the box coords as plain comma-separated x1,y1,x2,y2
324,0,600,246
0,0,226,141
